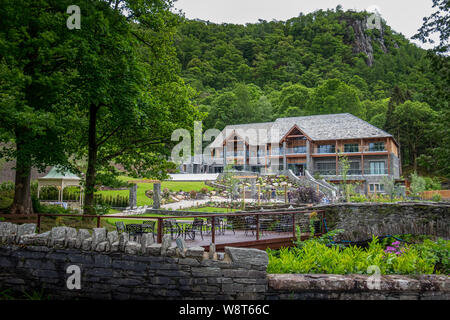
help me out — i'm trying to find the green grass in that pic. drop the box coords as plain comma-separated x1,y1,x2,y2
96,176,214,207
104,206,237,228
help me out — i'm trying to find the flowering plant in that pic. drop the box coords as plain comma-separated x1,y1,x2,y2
384,240,405,256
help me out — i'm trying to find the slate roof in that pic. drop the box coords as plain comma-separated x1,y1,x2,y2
208,113,393,148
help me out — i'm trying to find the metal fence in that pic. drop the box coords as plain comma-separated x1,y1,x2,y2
35,209,325,250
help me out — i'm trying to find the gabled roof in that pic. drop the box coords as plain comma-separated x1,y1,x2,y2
38,166,81,180
208,122,273,148
208,113,394,148
272,113,393,142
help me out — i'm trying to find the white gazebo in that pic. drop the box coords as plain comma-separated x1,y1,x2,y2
37,166,83,205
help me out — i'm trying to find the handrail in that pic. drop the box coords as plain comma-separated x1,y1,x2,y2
35,209,325,247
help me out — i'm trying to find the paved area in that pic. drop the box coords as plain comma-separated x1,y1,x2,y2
167,173,219,181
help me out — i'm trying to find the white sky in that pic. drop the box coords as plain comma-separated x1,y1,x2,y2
173,0,438,49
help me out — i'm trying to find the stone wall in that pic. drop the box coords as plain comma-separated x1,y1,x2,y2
0,222,268,299
0,221,448,300
267,274,449,300
312,202,450,241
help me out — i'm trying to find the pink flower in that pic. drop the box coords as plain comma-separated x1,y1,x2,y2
392,241,400,246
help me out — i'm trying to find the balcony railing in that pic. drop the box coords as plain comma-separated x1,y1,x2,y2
364,168,388,175
226,151,246,157
314,168,388,176
314,170,337,176
285,146,307,154
313,145,387,154
269,148,284,156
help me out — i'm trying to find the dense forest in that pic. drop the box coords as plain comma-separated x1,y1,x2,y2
173,7,449,179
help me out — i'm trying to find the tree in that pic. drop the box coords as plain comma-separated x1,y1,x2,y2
66,0,202,214
307,79,363,117
412,0,449,54
0,0,82,214
413,0,450,178
392,101,438,171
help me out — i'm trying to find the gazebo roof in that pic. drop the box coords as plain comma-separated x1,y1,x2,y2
39,166,81,180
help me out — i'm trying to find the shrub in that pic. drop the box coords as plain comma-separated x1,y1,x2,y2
409,172,426,196
349,194,368,202
200,187,209,194
162,188,170,199
189,190,197,199
267,236,444,275
431,193,442,202
291,186,323,204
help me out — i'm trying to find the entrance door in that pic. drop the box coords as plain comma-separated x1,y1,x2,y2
297,164,304,176
288,164,304,176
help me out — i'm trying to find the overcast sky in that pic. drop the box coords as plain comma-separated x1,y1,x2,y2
173,0,437,49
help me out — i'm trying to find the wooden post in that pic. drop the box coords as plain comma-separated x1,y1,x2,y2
37,214,41,233
212,218,216,244
97,216,101,228
157,217,163,243
292,213,296,239
256,215,260,241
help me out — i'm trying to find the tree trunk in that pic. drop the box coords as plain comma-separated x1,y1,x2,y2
83,104,99,215
10,140,33,215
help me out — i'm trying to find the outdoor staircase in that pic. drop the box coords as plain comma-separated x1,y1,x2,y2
283,169,338,201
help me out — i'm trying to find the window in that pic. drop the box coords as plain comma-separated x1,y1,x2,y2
348,162,361,175
317,144,335,154
369,142,385,152
316,162,336,175
369,183,385,192
344,143,359,153
369,161,386,174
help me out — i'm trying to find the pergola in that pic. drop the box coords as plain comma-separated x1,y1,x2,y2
37,167,83,205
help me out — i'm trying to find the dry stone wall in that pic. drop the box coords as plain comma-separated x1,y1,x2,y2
313,202,450,241
0,222,268,299
0,221,448,300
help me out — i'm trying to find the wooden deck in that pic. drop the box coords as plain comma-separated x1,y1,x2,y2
167,230,302,251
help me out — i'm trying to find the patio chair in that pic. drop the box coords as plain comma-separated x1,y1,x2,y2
163,220,181,240
126,224,143,242
184,218,204,241
277,215,292,233
142,221,156,241
115,221,126,234
222,217,235,235
244,216,257,236
206,217,224,235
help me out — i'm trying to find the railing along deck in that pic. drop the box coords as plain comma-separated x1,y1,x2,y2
34,209,325,250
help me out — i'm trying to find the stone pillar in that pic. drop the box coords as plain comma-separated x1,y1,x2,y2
223,146,226,168
153,183,161,209
129,184,137,208
243,144,247,171
251,178,257,199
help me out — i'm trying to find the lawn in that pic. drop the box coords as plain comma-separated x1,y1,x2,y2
96,176,214,207
104,206,237,229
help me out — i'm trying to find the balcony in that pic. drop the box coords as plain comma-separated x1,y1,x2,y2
285,146,307,155
364,168,388,175
269,148,284,156
313,146,336,155
226,151,245,157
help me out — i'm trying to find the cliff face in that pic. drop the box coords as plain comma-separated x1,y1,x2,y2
348,18,388,66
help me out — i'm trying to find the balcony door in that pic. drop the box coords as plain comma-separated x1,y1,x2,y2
369,161,385,175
